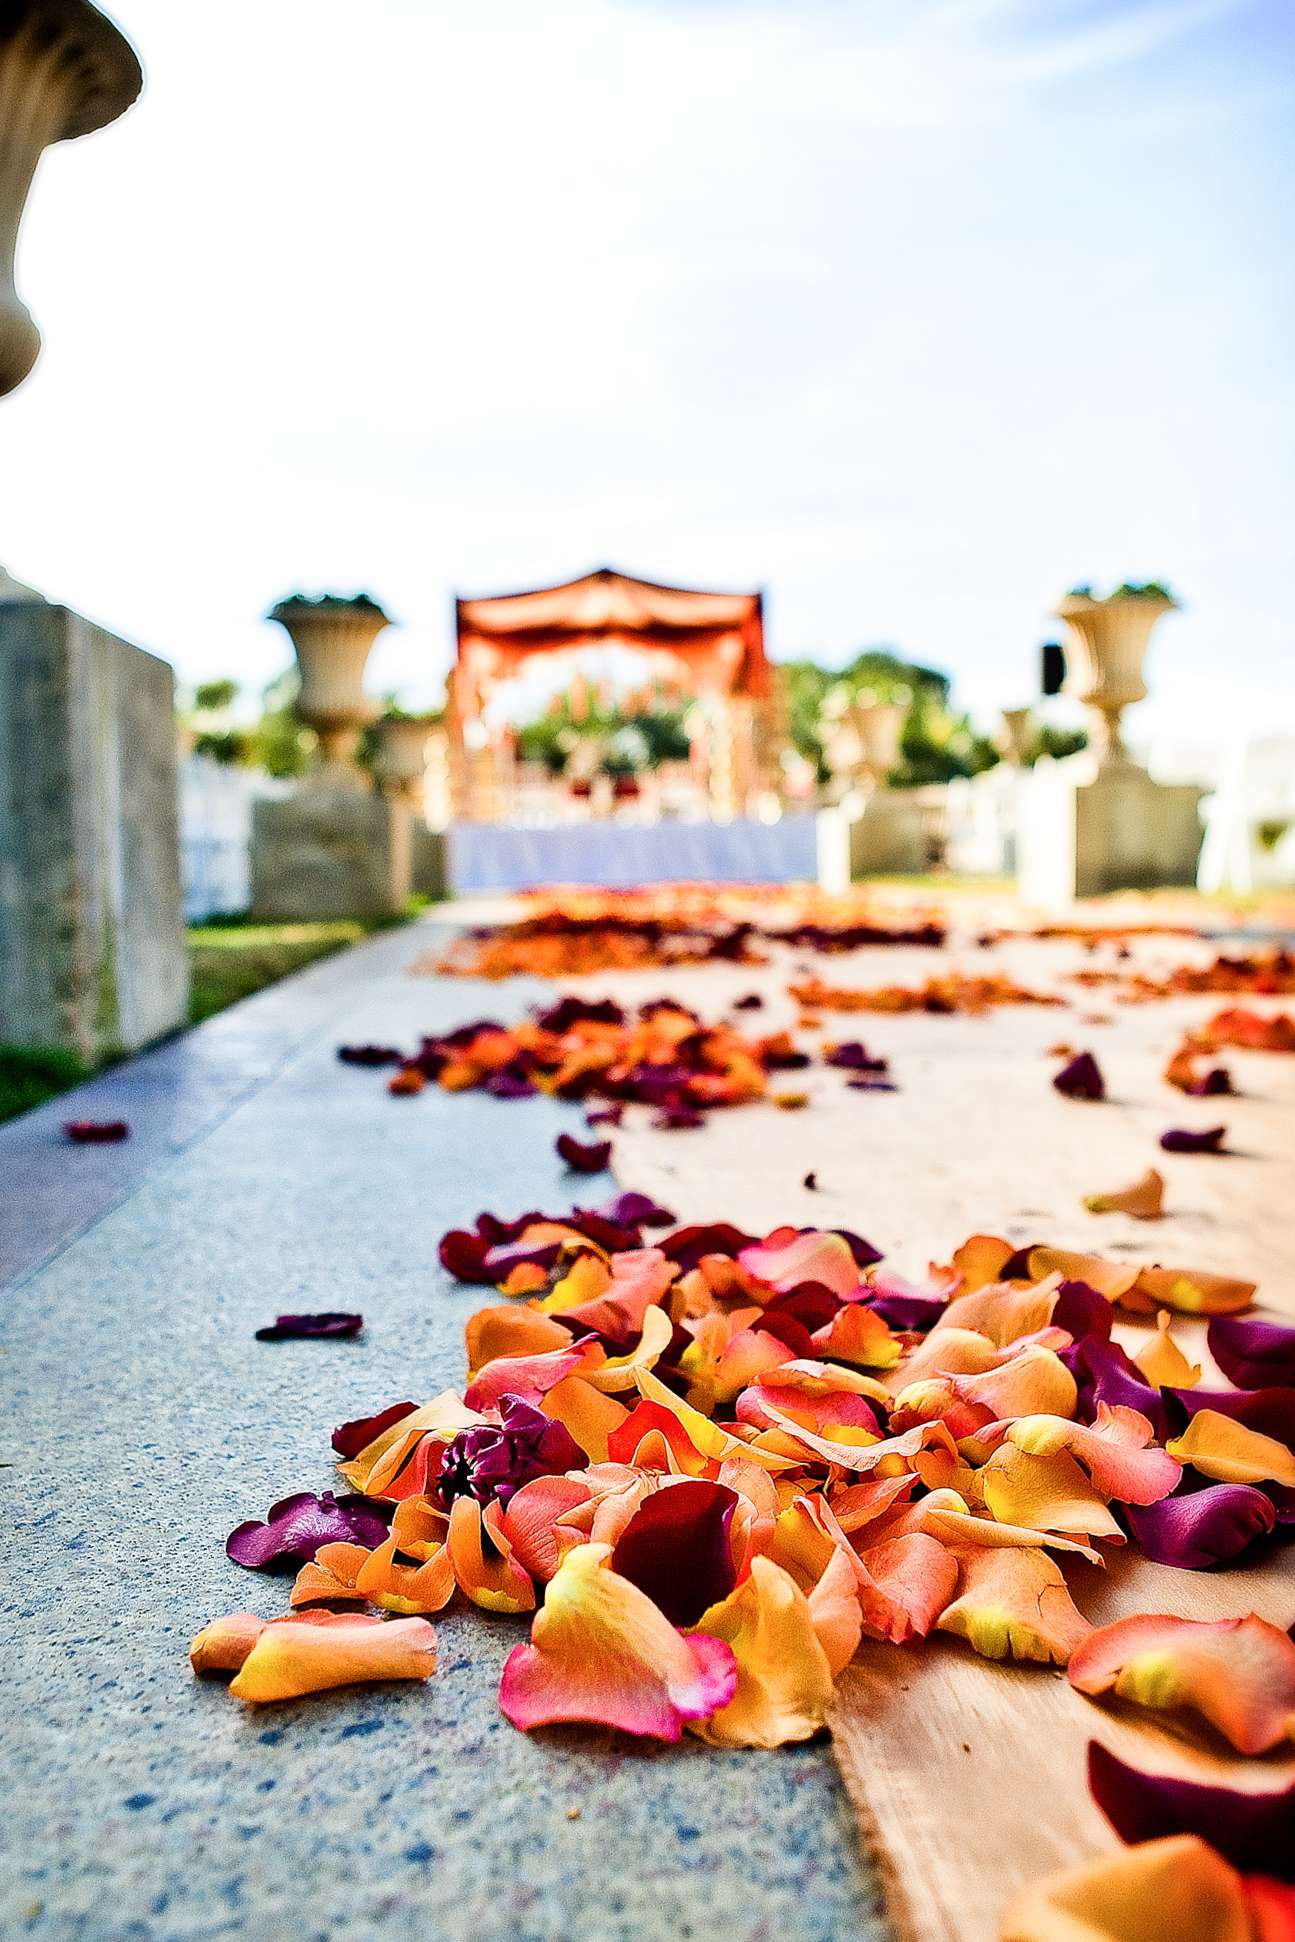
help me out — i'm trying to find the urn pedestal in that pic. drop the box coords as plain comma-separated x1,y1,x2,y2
267,594,392,785
250,789,412,921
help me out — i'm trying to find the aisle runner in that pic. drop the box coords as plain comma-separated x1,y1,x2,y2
448,815,821,890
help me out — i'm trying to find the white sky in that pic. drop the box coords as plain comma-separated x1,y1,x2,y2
2,0,1292,747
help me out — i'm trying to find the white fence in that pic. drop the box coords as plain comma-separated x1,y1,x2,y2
179,757,289,921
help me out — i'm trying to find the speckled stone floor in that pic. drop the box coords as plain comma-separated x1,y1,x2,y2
0,914,886,1942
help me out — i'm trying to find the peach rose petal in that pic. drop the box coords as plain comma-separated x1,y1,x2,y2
737,1228,861,1301
289,1540,371,1607
1068,1613,1295,1754
1165,1409,1295,1488
540,1374,630,1464
190,1610,270,1676
953,1345,1079,1424
465,1337,606,1412
690,1556,835,1747
498,1474,594,1583
937,1542,1092,1666
810,1303,903,1370
1005,1404,1181,1505
465,1304,574,1374
354,1536,456,1615
936,1281,1061,1347
855,1532,959,1644
1084,1168,1166,1221
807,1544,864,1675
920,1501,1104,1565
1134,1313,1201,1390
1000,1834,1253,1942
632,1366,798,1472
947,1233,1017,1293
498,1541,737,1741
1131,1264,1257,1318
980,1447,1126,1543
212,1611,438,1704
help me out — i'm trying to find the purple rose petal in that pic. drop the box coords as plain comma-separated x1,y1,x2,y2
847,1076,900,1093
1160,1125,1227,1153
254,1311,364,1342
861,1273,949,1333
733,992,764,1010
1123,1476,1276,1568
661,1221,758,1271
1052,1278,1114,1346
1088,1743,1295,1881
227,1490,391,1572
611,1480,739,1628
1053,1051,1105,1100
63,1119,129,1143
587,1189,677,1230
1208,1314,1295,1390
336,1044,405,1067
555,1132,612,1174
1185,1064,1234,1096
1066,1336,1167,1437
652,1105,706,1129
825,1041,889,1074
585,1103,625,1127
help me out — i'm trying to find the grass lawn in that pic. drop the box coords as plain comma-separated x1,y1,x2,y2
186,917,383,1025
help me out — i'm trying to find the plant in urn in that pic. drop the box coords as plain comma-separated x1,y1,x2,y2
1054,583,1177,770
268,592,392,787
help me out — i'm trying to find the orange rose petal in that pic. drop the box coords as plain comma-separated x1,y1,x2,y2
1165,1408,1295,1487
289,1539,371,1607
1131,1265,1256,1317
223,1611,438,1703
1133,1312,1202,1390
447,1496,536,1613
1006,1405,1181,1505
389,1495,450,1561
499,1475,594,1582
631,1367,798,1472
920,1501,1104,1565
855,1532,959,1645
1000,1834,1252,1942
892,1326,1007,1388
690,1555,835,1747
189,1610,269,1675
580,1304,675,1393
936,1281,1061,1347
1068,1612,1295,1754
952,1344,1078,1423
534,1249,613,1314
540,1374,630,1464
354,1535,456,1615
465,1337,607,1412
807,1544,864,1675
498,1261,550,1298
1027,1248,1138,1305
937,1542,1092,1665
980,1447,1126,1543
948,1233,1017,1292
1084,1167,1166,1221
811,1303,903,1370
498,1541,737,1741
465,1304,573,1375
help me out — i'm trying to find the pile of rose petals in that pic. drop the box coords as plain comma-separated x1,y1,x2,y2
1190,1006,1295,1053
343,997,824,1123
192,1202,1294,1762
1071,948,1295,1003
424,887,945,980
789,973,1062,1016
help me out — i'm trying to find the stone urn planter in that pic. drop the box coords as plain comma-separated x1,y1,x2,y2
1,1,141,395
852,697,907,784
1054,587,1177,767
998,707,1034,766
267,592,392,781
372,714,435,802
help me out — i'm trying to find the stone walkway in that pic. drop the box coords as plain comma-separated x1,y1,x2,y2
1,915,885,1942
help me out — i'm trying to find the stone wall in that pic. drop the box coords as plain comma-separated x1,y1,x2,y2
0,602,189,1059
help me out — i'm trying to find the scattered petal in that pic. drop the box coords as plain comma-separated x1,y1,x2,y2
610,1480,739,1627
690,1556,835,1747
1069,1612,1295,1753
1133,1313,1201,1390
1084,1169,1165,1220
1054,1051,1105,1100
1208,1315,1295,1392
1160,1126,1227,1154
498,1541,736,1740
1165,1410,1295,1488
1088,1743,1295,1883
1000,1834,1253,1942
63,1119,129,1143
556,1133,613,1173
226,1491,390,1572
1123,1479,1277,1569
228,1612,436,1704
937,1543,1092,1665
255,1311,364,1342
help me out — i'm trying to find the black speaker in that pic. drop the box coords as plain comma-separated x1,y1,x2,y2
1041,641,1066,696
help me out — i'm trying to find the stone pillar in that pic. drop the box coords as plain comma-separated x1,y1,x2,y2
0,582,188,1059
251,790,412,921
0,2,141,395
267,593,392,782
1017,588,1201,903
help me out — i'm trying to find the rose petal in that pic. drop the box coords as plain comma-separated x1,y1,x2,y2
1208,1315,1295,1391
1054,1051,1105,1100
1166,1409,1295,1487
227,1612,437,1703
63,1119,129,1143
555,1133,612,1173
254,1311,364,1341
1160,1126,1228,1154
1087,1744,1295,1884
1123,1480,1277,1568
738,1228,861,1301
331,1401,419,1460
937,1542,1092,1665
447,1496,536,1612
610,1479,739,1627
980,1446,1126,1542
1006,1405,1181,1505
690,1555,835,1747
1134,1313,1202,1390
498,1541,737,1740
1000,1835,1253,1942
226,1491,391,1571
1085,1168,1165,1220
1069,1612,1295,1752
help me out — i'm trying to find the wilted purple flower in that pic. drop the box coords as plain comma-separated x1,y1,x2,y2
433,1395,584,1510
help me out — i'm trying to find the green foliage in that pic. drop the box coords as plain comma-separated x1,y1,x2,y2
1066,581,1176,602
0,1044,91,1125
895,690,999,786
515,691,692,778
193,678,240,712
1033,724,1089,763
781,646,971,785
